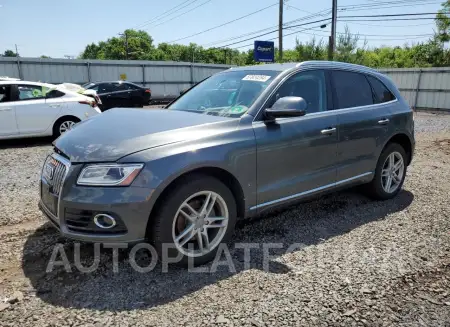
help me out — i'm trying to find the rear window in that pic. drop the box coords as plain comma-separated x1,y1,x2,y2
331,70,374,109
82,83,96,89
366,75,396,103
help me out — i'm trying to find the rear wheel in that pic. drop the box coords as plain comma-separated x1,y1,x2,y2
366,143,407,200
150,175,237,267
53,117,80,138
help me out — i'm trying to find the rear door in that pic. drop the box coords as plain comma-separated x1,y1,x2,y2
0,84,18,137
330,70,393,182
15,84,64,135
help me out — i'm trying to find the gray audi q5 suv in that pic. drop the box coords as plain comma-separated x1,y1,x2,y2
39,61,415,265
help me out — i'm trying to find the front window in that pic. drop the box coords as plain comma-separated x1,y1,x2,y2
168,70,280,117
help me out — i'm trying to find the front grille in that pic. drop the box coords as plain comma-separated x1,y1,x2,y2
43,154,69,196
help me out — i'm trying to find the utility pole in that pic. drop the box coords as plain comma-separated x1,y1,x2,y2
119,32,129,60
15,44,23,80
278,0,284,62
328,0,338,61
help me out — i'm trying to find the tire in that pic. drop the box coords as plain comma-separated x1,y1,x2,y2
150,175,237,267
53,117,79,138
366,143,407,200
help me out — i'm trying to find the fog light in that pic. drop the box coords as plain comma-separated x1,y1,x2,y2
93,214,116,229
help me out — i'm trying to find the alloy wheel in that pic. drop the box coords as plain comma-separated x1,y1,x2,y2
381,151,404,193
59,121,76,134
172,191,229,258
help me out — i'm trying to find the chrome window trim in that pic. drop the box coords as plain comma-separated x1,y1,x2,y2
252,66,399,122
250,172,372,210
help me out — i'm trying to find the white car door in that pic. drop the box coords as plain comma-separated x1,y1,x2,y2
14,84,64,135
0,84,18,137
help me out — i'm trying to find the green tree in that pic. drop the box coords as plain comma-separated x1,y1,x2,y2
2,49,17,57
436,0,450,42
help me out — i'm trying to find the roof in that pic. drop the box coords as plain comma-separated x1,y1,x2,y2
0,80,55,87
228,61,379,74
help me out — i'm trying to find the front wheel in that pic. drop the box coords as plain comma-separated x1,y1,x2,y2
366,143,407,200
150,175,237,267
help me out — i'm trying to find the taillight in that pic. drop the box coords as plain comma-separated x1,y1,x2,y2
79,100,95,108
145,89,151,93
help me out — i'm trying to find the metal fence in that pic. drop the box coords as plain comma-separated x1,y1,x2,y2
379,67,450,112
0,57,232,101
1,57,449,110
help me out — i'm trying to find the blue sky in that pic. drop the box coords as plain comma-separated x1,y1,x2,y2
0,0,444,58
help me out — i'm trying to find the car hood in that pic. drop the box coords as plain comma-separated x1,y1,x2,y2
54,108,239,162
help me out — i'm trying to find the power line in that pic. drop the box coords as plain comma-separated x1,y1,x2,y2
338,12,444,18
167,3,278,43
202,8,331,47
339,0,441,10
232,23,331,49
344,21,434,28
339,17,444,22
217,17,332,48
134,0,199,29
149,0,214,29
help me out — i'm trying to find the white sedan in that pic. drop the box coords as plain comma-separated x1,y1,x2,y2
0,81,101,140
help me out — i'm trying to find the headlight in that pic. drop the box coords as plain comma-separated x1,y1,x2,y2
77,164,144,186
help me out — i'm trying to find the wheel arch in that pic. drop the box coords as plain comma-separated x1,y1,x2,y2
382,133,413,165
145,166,246,236
52,115,81,136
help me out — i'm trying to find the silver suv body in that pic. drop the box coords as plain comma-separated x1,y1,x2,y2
39,61,415,265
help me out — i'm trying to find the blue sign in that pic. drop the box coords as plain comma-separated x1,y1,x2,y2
254,41,275,63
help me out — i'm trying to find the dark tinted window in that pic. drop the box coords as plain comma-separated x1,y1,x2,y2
124,83,140,90
97,83,111,93
332,71,373,109
46,89,65,98
366,75,396,103
0,85,12,102
270,70,327,114
110,82,127,91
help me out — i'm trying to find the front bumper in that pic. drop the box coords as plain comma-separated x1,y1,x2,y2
39,157,154,243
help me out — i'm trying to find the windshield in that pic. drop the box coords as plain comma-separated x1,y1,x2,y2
168,70,279,117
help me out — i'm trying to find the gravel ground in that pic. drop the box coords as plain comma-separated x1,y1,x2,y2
0,112,449,326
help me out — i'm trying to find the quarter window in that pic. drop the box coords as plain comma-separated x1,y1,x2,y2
366,75,396,103
331,71,374,109
45,89,65,99
270,70,328,114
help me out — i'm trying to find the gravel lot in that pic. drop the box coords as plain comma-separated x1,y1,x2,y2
0,112,449,326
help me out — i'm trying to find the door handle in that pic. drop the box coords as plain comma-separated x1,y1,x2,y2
320,127,336,135
378,118,390,125
49,104,61,108
0,108,12,111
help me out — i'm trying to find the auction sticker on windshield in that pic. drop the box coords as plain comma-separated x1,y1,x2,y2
242,75,271,82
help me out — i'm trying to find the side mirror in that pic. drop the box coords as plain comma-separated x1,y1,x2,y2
264,96,307,120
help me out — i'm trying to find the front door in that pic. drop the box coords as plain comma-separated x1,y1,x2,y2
253,70,338,210
0,85,18,137
330,70,394,181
